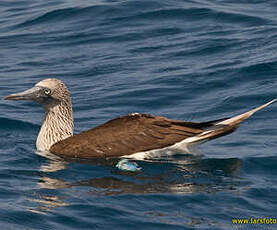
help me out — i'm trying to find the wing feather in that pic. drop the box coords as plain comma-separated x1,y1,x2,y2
50,114,205,158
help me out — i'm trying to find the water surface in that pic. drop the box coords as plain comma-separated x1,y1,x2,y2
1,0,277,229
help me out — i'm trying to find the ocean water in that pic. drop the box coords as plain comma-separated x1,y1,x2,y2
0,0,277,229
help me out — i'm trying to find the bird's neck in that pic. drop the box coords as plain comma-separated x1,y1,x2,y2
36,102,74,152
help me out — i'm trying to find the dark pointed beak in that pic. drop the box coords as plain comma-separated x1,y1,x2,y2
4,86,41,101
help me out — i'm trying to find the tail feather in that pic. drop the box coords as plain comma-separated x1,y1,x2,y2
185,99,277,144
217,98,277,126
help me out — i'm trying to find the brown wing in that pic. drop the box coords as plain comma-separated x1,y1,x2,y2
50,99,277,159
50,113,220,159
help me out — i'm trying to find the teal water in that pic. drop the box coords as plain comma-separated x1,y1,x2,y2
1,0,277,229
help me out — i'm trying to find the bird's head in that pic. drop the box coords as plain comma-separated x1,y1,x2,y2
4,78,71,110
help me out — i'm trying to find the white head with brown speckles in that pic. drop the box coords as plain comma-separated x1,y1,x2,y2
5,78,74,152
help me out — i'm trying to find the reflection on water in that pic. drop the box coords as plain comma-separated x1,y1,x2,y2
40,160,68,172
36,150,68,172
28,193,70,215
38,156,243,195
28,154,242,213
38,176,70,189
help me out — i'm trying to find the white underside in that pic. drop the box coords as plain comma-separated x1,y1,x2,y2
122,136,202,160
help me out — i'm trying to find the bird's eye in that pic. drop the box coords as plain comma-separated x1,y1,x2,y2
44,89,51,95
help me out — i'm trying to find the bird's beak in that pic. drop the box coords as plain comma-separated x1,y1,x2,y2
4,86,41,101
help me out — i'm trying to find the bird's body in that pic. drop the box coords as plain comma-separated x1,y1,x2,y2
50,113,232,159
4,78,276,159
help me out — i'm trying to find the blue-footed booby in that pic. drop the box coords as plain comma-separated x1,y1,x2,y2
4,78,276,159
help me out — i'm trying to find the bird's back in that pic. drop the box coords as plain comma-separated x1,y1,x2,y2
50,113,223,159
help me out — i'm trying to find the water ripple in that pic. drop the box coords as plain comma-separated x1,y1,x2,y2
0,117,39,131
1,0,277,229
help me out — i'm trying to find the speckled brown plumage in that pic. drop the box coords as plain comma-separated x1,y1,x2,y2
50,113,233,159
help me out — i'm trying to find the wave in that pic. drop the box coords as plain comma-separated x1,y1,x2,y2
0,117,39,131
16,5,107,27
16,4,270,29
